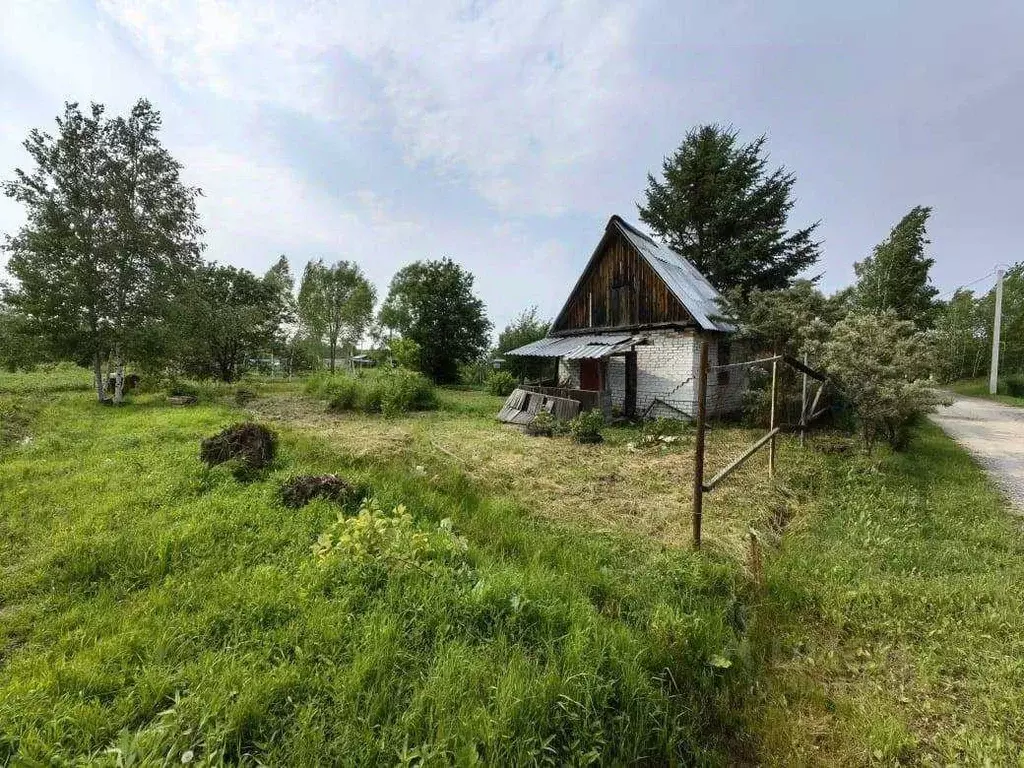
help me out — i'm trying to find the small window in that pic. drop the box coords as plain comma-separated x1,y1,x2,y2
717,340,731,385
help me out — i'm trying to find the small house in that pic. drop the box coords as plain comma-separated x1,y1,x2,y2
506,215,744,420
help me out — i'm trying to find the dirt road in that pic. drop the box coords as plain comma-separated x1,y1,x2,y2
931,396,1024,513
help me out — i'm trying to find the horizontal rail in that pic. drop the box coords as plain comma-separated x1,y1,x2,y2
703,427,781,492
709,355,782,372
782,354,829,382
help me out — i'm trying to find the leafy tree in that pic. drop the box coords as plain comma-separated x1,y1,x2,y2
496,306,551,381
977,263,1024,378
2,100,202,403
822,311,946,450
638,124,820,294
298,260,376,373
178,264,287,382
727,280,848,359
854,206,938,328
0,302,48,371
379,258,491,383
387,337,422,370
934,289,989,381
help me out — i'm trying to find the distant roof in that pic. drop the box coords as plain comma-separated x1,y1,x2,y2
609,216,734,332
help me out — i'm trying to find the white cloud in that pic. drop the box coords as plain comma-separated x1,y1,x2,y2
98,0,646,216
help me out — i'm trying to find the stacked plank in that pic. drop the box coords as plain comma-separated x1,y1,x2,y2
496,388,581,426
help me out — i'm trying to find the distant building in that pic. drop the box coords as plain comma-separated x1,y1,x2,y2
506,215,744,420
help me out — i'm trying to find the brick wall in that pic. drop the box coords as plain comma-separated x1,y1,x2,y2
557,330,747,421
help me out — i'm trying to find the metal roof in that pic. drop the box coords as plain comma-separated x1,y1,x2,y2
611,216,734,332
507,333,640,359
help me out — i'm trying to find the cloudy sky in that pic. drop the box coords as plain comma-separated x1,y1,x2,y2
2,0,1022,333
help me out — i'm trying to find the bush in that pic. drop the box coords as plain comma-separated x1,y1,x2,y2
486,370,517,397
167,380,200,399
568,409,605,444
526,408,554,437
199,422,277,474
822,311,947,451
1002,375,1024,398
315,369,437,417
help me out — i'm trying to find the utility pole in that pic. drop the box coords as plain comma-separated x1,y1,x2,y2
989,268,1004,395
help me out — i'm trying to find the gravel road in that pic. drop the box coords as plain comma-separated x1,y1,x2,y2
931,396,1024,514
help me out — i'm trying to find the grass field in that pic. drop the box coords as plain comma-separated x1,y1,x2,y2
2,369,1022,764
949,377,1024,407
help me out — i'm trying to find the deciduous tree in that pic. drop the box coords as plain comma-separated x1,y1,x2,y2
854,206,938,328
2,100,202,402
496,306,550,381
298,260,376,373
379,258,491,383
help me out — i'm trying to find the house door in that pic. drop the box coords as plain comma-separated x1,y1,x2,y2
579,359,602,391
624,351,637,417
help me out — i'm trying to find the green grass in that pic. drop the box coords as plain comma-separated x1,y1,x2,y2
4,370,1023,764
0,387,753,765
949,377,1024,406
750,425,1024,764
0,363,93,395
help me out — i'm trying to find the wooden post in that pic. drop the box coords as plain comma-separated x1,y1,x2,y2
768,358,778,479
692,340,709,549
799,352,809,447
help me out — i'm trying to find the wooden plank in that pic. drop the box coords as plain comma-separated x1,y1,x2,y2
782,354,828,382
692,341,709,549
703,428,782,492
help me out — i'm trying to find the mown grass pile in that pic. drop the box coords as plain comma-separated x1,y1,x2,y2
306,367,437,417
0,383,753,764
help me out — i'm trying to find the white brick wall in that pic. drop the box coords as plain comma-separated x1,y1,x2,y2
556,330,747,421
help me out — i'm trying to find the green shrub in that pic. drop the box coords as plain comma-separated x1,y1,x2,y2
379,367,437,417
1002,375,1024,398
318,369,437,417
167,380,200,399
526,408,554,436
486,370,517,397
568,409,605,444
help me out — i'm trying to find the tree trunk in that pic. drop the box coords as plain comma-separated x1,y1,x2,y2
329,337,337,374
113,344,126,405
93,351,106,403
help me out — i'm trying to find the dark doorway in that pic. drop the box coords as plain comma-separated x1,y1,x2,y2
580,359,602,391
624,351,637,417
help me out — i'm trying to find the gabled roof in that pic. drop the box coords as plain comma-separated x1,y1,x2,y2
608,216,734,332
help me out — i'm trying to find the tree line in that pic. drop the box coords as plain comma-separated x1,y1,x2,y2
0,101,495,396
3,101,1019,446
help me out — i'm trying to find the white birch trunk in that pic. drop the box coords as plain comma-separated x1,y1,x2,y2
113,344,126,405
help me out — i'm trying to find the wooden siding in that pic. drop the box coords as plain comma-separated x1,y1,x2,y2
552,230,692,333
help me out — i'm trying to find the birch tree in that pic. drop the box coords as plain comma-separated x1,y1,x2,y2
298,260,376,373
3,100,202,403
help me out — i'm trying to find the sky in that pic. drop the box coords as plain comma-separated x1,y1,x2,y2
2,0,1022,335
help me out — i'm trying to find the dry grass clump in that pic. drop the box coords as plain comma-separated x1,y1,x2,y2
279,474,359,508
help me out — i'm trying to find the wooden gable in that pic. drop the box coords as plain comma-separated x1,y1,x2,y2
551,227,693,334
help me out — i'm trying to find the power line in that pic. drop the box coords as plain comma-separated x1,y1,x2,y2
936,269,998,300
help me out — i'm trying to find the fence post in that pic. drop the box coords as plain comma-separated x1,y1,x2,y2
692,340,709,549
768,358,778,479
800,352,809,447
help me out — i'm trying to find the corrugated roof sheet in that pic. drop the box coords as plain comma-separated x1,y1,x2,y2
507,333,637,359
611,217,734,332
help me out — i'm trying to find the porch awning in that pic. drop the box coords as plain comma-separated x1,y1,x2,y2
506,334,642,359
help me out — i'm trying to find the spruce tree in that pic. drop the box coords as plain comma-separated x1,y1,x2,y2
638,124,820,293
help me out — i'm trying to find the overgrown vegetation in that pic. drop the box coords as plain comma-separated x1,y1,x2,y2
485,369,516,397
306,368,437,417
0,383,753,764
568,409,605,444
